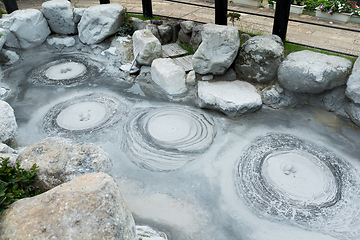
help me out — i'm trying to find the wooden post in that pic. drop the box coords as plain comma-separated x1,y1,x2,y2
142,0,153,18
2,0,18,14
272,0,291,41
215,0,228,25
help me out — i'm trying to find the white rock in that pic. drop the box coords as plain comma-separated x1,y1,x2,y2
17,137,113,191
278,50,352,93
202,74,213,81
180,20,196,34
78,4,125,44
345,102,360,126
41,0,77,34
186,70,196,86
0,100,17,144
3,49,19,65
133,29,162,66
73,7,85,24
346,57,360,104
0,173,137,240
192,24,239,75
151,58,187,96
0,28,7,49
197,80,262,116
1,9,51,49
47,36,76,47
136,226,167,240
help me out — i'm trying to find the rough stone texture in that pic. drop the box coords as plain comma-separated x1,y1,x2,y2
308,86,347,112
234,35,284,84
278,50,352,93
192,24,240,75
3,49,20,65
0,9,51,49
131,17,146,31
145,24,161,42
0,143,18,165
186,70,196,86
151,58,187,96
345,57,360,104
47,36,76,50
0,100,17,144
41,0,77,34
178,29,191,44
0,143,16,154
213,68,237,81
240,33,251,43
180,20,196,34
167,21,180,42
106,35,133,64
133,29,162,66
197,80,262,116
261,81,305,109
136,226,167,240
73,8,85,25
345,101,360,126
78,4,125,44
0,172,137,240
158,24,172,44
17,137,113,191
0,28,6,49
189,25,203,51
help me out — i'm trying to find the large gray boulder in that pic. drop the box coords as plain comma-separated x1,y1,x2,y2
278,50,352,93
197,80,262,116
180,20,196,34
234,35,284,83
151,58,187,96
189,24,203,51
345,56,360,104
0,172,137,240
17,137,113,191
192,24,240,75
0,9,51,49
41,0,77,34
308,86,347,112
261,81,305,109
0,100,17,144
133,29,162,65
78,4,125,44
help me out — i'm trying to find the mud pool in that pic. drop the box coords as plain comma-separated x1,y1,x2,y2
2,45,360,240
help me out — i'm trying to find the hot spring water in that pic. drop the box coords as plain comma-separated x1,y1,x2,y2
2,44,360,240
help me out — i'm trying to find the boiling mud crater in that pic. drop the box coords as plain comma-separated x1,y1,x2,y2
2,40,360,240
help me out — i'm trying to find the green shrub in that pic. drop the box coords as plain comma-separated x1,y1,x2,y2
118,10,136,37
0,157,40,215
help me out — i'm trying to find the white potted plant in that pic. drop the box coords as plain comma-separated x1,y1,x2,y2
273,0,306,15
315,0,359,23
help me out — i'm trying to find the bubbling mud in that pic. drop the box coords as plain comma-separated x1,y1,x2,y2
123,106,216,171
39,93,128,139
235,133,360,238
27,54,103,87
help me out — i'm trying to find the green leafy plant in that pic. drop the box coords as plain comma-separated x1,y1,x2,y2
227,12,241,26
0,9,7,18
178,42,195,55
118,9,136,37
0,157,40,215
317,0,360,15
